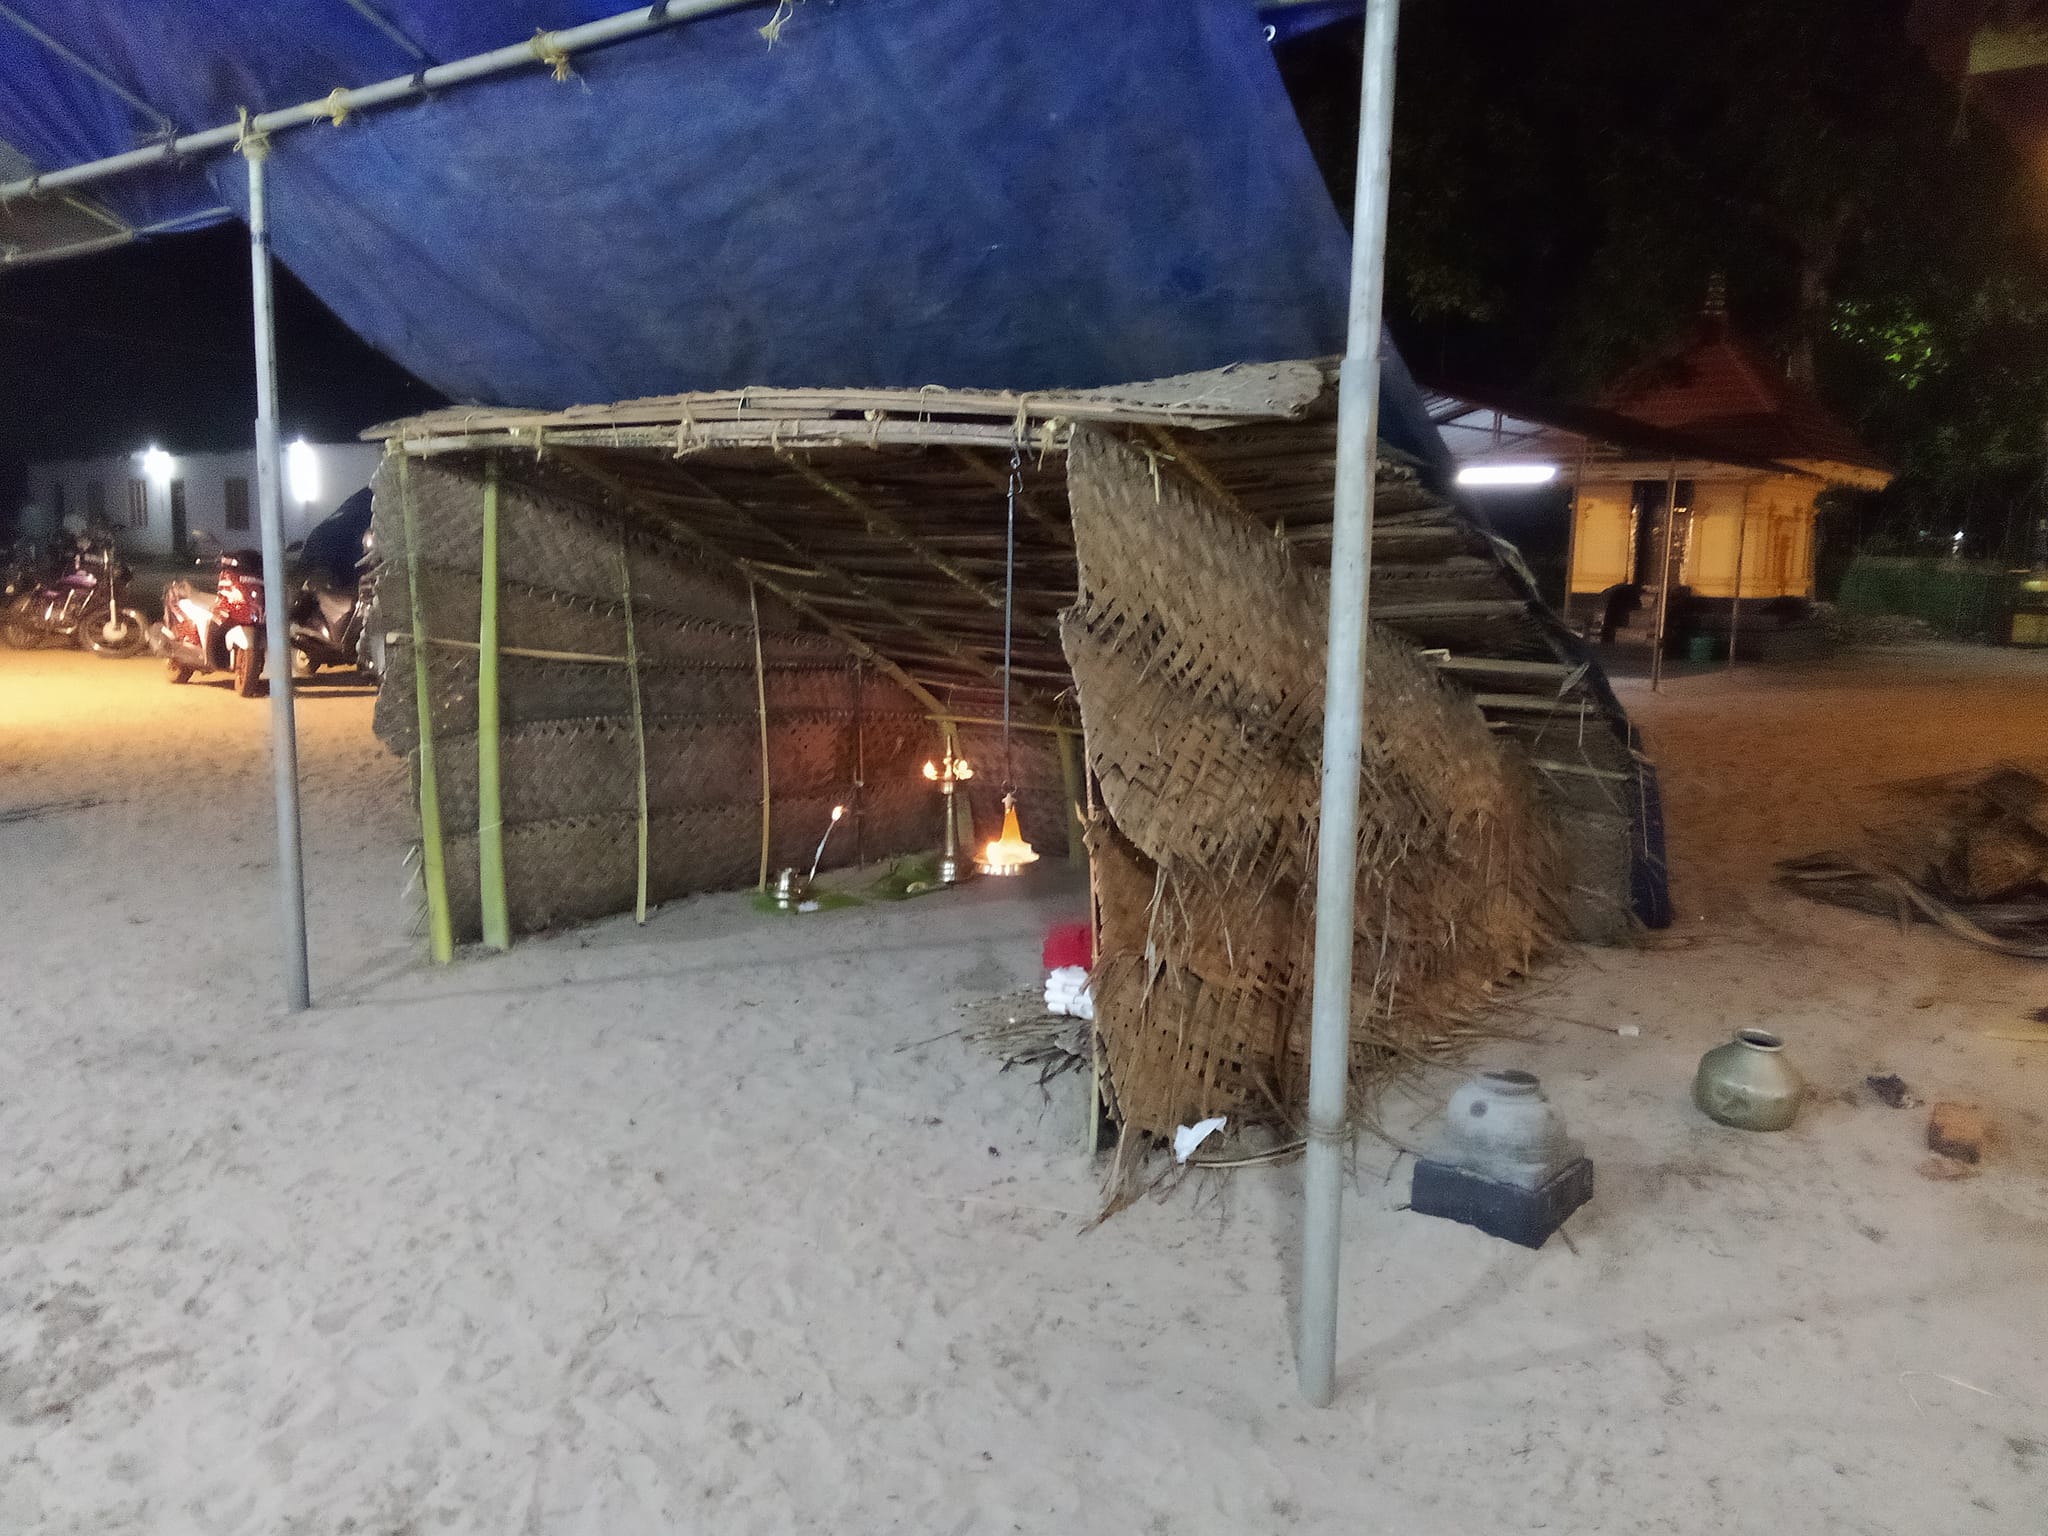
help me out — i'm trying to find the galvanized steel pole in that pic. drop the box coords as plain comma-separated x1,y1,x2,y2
1649,461,1679,692
0,2,774,208
246,141,311,1012
1298,0,1401,1409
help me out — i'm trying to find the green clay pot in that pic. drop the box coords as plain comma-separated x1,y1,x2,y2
1693,1028,1804,1132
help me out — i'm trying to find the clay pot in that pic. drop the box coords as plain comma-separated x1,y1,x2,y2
1434,1069,1581,1190
1693,1028,1804,1131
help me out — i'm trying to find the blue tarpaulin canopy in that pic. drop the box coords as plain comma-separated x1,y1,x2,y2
0,0,1439,462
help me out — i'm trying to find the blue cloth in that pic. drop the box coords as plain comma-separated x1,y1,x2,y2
0,0,1441,467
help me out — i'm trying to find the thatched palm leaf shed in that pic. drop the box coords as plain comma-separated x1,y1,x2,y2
368,360,1655,1131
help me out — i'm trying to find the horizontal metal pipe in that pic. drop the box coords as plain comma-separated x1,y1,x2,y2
1,205,233,267
0,0,757,205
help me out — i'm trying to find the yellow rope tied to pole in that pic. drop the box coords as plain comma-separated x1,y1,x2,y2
530,29,575,81
758,0,796,46
324,88,352,127
233,106,269,158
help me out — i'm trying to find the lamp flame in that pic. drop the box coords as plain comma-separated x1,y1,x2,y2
977,793,1039,876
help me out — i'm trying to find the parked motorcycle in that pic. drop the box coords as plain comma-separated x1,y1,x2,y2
1,534,150,657
149,537,270,696
287,488,380,682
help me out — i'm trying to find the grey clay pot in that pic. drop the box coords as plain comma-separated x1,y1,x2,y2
1434,1069,1582,1189
1693,1028,1804,1131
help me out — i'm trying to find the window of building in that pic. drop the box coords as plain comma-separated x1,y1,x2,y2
86,480,106,525
127,478,149,528
224,476,251,532
50,483,65,522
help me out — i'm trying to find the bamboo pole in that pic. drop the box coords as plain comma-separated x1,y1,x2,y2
544,447,947,715
658,464,1027,693
749,576,772,891
476,456,510,952
779,453,1063,645
940,717,976,851
397,454,453,964
620,538,650,924
1055,725,1086,867
949,448,1073,542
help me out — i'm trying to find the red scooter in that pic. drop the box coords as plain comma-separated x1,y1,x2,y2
149,538,270,696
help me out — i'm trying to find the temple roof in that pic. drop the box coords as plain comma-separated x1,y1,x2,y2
1602,311,1894,490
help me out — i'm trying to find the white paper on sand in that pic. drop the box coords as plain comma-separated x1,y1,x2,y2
1174,1116,1227,1163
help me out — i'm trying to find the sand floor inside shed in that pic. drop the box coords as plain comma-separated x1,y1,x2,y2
1,642,2045,1533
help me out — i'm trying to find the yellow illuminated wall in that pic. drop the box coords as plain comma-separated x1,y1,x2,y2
1569,473,1819,600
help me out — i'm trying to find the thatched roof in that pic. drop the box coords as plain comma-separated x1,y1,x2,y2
367,360,1642,837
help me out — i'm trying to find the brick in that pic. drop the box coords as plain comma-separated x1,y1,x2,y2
1927,1101,1988,1164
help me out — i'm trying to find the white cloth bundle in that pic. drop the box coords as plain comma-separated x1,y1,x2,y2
1043,964,1095,1021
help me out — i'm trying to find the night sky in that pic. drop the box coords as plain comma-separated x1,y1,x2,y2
0,225,444,525
3,5,2040,564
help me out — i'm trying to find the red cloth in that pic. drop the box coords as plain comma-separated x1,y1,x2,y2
1042,920,1093,971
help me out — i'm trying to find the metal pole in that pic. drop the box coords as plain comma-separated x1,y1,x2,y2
1648,461,1679,692
1727,485,1749,669
1562,437,1590,620
1298,0,1400,1410
245,141,310,1012
1,1,774,208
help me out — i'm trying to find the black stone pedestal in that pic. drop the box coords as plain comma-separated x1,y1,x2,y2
1409,1156,1593,1249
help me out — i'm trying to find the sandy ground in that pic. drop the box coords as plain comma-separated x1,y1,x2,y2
1,641,2046,1534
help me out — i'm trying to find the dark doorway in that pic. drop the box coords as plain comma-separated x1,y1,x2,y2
1631,478,1695,587
169,479,188,558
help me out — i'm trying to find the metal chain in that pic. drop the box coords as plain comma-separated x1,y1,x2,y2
1002,447,1020,789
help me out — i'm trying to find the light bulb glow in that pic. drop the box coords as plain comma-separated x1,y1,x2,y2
141,446,175,485
287,440,321,505
1456,463,1559,487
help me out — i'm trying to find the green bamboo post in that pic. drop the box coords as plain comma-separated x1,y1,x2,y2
940,717,975,852
1055,725,1086,867
475,456,510,951
619,538,650,924
748,576,772,890
398,454,453,963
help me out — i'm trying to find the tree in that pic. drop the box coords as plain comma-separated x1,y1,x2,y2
1279,0,2048,564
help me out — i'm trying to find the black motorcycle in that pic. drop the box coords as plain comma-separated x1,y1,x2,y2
287,487,382,682
1,533,150,657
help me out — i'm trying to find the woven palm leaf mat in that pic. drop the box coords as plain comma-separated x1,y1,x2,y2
372,454,936,941
1062,426,1564,1144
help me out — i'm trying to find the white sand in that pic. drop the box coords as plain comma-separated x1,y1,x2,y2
2,643,2045,1533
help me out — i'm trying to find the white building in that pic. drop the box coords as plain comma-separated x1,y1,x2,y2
18,440,384,558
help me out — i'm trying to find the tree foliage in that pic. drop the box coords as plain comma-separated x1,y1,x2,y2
1280,0,2048,562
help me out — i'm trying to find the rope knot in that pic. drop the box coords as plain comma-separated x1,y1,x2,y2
758,0,797,46
324,88,352,127
530,30,575,82
234,106,270,158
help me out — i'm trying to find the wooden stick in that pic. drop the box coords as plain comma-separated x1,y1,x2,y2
620,537,650,925
1145,425,1252,521
949,447,1072,542
546,448,947,714
749,575,772,892
397,454,453,964
660,465,1026,693
779,452,1063,643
